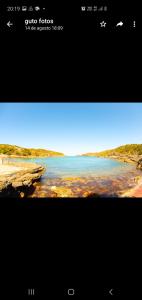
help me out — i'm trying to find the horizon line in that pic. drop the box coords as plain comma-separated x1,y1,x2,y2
0,143,142,157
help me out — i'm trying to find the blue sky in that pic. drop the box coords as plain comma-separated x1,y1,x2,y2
0,103,142,155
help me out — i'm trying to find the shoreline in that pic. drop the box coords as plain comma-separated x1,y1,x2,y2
121,178,142,197
0,155,64,159
82,154,142,164
81,155,142,197
0,156,142,198
0,161,45,197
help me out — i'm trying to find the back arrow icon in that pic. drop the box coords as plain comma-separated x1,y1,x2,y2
109,289,114,296
116,21,123,27
7,21,13,27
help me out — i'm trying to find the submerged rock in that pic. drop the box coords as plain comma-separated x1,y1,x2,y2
134,176,141,183
137,159,142,170
50,186,74,197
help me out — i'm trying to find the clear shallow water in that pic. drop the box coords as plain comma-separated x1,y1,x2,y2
9,156,142,197
11,156,136,178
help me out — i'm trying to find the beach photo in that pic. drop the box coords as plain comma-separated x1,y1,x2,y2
0,102,142,198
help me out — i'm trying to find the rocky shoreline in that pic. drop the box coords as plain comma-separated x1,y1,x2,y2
137,158,142,170
121,178,142,197
0,162,45,197
0,156,142,198
0,154,64,159
111,155,142,167
108,155,142,171
83,154,142,170
81,155,142,197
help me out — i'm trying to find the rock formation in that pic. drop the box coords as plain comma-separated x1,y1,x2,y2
0,162,45,197
82,144,142,165
137,158,142,170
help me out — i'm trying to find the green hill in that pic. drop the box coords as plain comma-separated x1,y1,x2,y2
82,144,142,157
0,144,64,157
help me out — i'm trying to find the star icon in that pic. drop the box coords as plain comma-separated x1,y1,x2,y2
100,21,107,27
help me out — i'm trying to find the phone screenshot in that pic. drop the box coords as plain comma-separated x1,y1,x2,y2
0,0,141,298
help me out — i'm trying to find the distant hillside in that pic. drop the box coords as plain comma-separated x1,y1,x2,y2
0,144,64,157
82,144,142,157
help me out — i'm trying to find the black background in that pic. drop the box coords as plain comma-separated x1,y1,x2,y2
0,0,142,297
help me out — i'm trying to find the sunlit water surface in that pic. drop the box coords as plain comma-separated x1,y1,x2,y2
10,156,142,197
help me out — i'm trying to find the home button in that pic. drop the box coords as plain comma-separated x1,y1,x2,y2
67,288,75,296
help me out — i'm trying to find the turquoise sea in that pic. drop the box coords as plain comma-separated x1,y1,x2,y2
9,156,141,197
11,156,136,178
